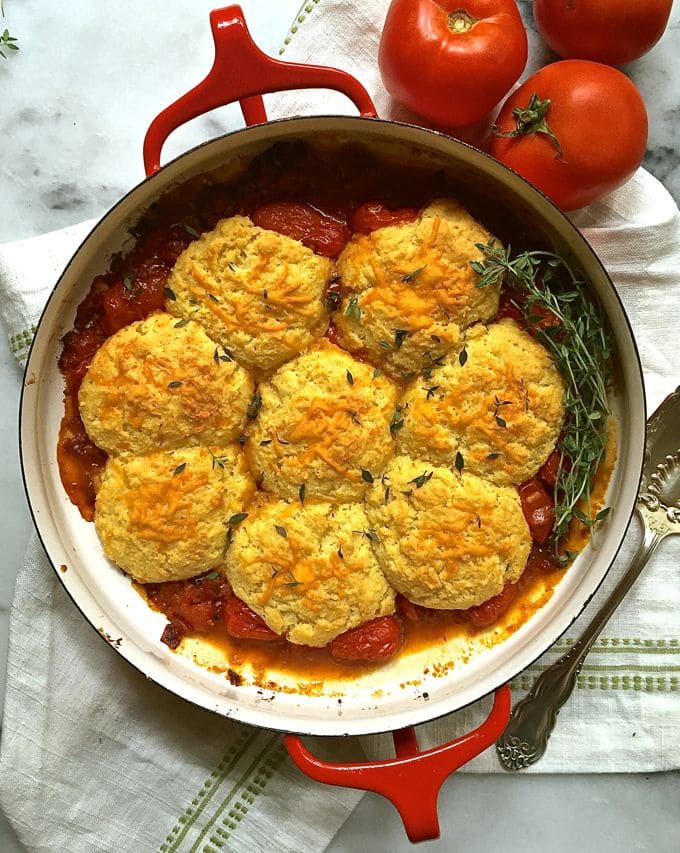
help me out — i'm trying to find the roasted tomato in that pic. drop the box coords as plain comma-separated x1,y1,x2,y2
251,201,349,257
490,60,648,211
526,544,560,574
465,582,518,628
147,575,230,631
147,574,231,649
497,288,562,336
348,202,419,234
533,0,673,66
395,593,434,622
223,597,282,642
330,615,402,662
100,263,168,336
539,447,571,489
379,0,528,128
59,325,107,397
518,477,556,545
56,415,106,522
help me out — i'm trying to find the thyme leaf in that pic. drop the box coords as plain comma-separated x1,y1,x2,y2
390,405,404,433
394,329,411,349
401,265,427,282
408,470,433,489
227,512,249,525
246,391,262,420
344,296,361,321
0,28,18,58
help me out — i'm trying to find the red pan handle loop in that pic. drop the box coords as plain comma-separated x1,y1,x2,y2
143,4,377,176
284,685,511,843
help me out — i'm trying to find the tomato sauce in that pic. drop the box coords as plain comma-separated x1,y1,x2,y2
56,141,612,678
136,542,564,681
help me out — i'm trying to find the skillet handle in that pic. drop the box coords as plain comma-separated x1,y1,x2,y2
284,685,511,843
143,4,377,176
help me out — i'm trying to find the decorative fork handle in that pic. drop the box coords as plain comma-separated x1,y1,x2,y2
496,514,664,771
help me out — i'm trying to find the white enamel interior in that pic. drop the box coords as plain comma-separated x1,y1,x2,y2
20,117,645,736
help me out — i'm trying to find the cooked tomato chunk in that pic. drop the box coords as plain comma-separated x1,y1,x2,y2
252,201,349,257
147,574,231,649
465,583,519,628
223,597,282,642
348,202,418,234
539,447,571,489
518,478,556,545
329,615,402,662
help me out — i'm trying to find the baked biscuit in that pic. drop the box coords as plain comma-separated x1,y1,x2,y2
396,319,565,485
332,199,499,378
226,497,395,646
166,215,332,372
79,312,253,456
94,445,254,583
365,456,531,610
247,340,398,503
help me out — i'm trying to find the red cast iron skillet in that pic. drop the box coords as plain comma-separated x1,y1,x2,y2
20,5,646,843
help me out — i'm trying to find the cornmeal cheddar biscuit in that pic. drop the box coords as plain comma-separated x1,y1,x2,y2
226,497,395,646
247,340,398,503
365,456,531,610
79,312,253,456
94,445,254,583
166,215,332,372
332,199,500,377
396,319,565,485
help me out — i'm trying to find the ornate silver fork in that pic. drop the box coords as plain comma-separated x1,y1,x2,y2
496,386,680,771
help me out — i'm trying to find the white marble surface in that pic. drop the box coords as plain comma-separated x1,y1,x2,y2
0,1,679,851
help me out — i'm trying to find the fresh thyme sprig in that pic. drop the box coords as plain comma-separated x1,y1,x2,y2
472,241,612,551
0,28,18,58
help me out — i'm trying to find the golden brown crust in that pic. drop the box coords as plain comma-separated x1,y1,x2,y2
247,340,398,503
94,445,254,583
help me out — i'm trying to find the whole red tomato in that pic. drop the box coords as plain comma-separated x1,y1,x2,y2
533,0,673,66
379,0,528,127
490,60,648,210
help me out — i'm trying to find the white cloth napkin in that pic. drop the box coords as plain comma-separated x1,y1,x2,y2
1,1,680,850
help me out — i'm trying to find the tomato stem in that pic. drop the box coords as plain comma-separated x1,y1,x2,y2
493,93,564,159
446,10,477,33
